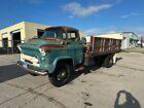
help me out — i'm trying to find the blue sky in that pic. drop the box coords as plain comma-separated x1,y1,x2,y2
0,0,144,35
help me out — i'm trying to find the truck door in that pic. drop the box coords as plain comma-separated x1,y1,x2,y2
67,32,84,65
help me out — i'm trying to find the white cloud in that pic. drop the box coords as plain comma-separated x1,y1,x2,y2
63,2,112,17
121,12,144,19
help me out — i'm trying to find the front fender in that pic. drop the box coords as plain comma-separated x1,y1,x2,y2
47,56,73,74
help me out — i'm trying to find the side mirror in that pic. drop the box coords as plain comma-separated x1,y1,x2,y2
80,37,86,44
65,40,71,45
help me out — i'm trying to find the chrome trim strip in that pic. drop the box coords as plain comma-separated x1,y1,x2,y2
17,61,47,76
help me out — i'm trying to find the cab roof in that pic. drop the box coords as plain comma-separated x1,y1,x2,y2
45,26,78,32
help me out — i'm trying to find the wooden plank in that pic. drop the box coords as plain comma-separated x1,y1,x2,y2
88,37,121,56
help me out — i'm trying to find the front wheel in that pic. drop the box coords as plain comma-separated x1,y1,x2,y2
49,63,73,87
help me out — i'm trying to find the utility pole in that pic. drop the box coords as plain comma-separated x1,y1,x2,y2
141,36,143,48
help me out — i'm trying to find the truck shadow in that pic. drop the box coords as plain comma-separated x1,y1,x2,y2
70,65,101,83
84,57,123,74
116,57,123,62
0,64,27,83
70,57,123,83
114,90,141,108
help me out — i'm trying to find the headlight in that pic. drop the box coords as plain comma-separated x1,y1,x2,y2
39,48,46,56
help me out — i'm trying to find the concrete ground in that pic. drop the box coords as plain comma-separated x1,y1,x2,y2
0,49,144,108
123,47,144,54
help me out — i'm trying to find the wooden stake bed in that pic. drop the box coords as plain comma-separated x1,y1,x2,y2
85,34,123,56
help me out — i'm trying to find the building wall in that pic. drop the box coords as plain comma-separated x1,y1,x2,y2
0,22,48,47
0,33,2,47
121,37,129,49
121,32,139,50
0,22,26,47
24,22,48,41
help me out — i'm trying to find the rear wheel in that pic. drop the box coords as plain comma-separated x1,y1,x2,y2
103,55,113,68
49,63,73,87
94,56,104,67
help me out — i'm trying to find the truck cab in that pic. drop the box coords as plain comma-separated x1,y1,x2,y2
17,26,85,87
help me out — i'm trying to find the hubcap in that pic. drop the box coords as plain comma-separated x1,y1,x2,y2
57,70,67,81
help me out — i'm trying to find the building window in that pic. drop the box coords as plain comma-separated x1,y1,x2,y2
37,29,44,38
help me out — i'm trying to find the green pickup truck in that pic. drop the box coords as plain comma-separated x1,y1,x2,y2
17,26,123,87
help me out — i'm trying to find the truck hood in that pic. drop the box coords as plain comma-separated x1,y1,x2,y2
19,38,64,56
21,38,64,48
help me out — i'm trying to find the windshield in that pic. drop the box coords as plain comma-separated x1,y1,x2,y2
41,30,66,39
40,29,79,41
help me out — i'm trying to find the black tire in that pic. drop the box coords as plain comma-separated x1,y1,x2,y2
103,55,113,68
49,63,73,87
94,57,104,67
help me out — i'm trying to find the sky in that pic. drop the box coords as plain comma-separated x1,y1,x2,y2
0,0,144,36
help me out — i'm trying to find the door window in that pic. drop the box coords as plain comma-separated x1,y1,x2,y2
67,33,76,38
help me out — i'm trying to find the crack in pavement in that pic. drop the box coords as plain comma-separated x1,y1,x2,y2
0,82,66,108
116,65,144,72
19,87,66,108
18,90,46,108
0,82,49,105
92,70,125,78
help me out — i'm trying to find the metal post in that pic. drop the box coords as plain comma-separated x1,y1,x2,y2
141,36,143,48
10,33,14,54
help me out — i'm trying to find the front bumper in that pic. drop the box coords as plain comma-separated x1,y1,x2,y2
17,61,48,75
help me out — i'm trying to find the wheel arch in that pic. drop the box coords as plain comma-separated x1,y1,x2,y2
48,56,74,75
49,57,74,87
